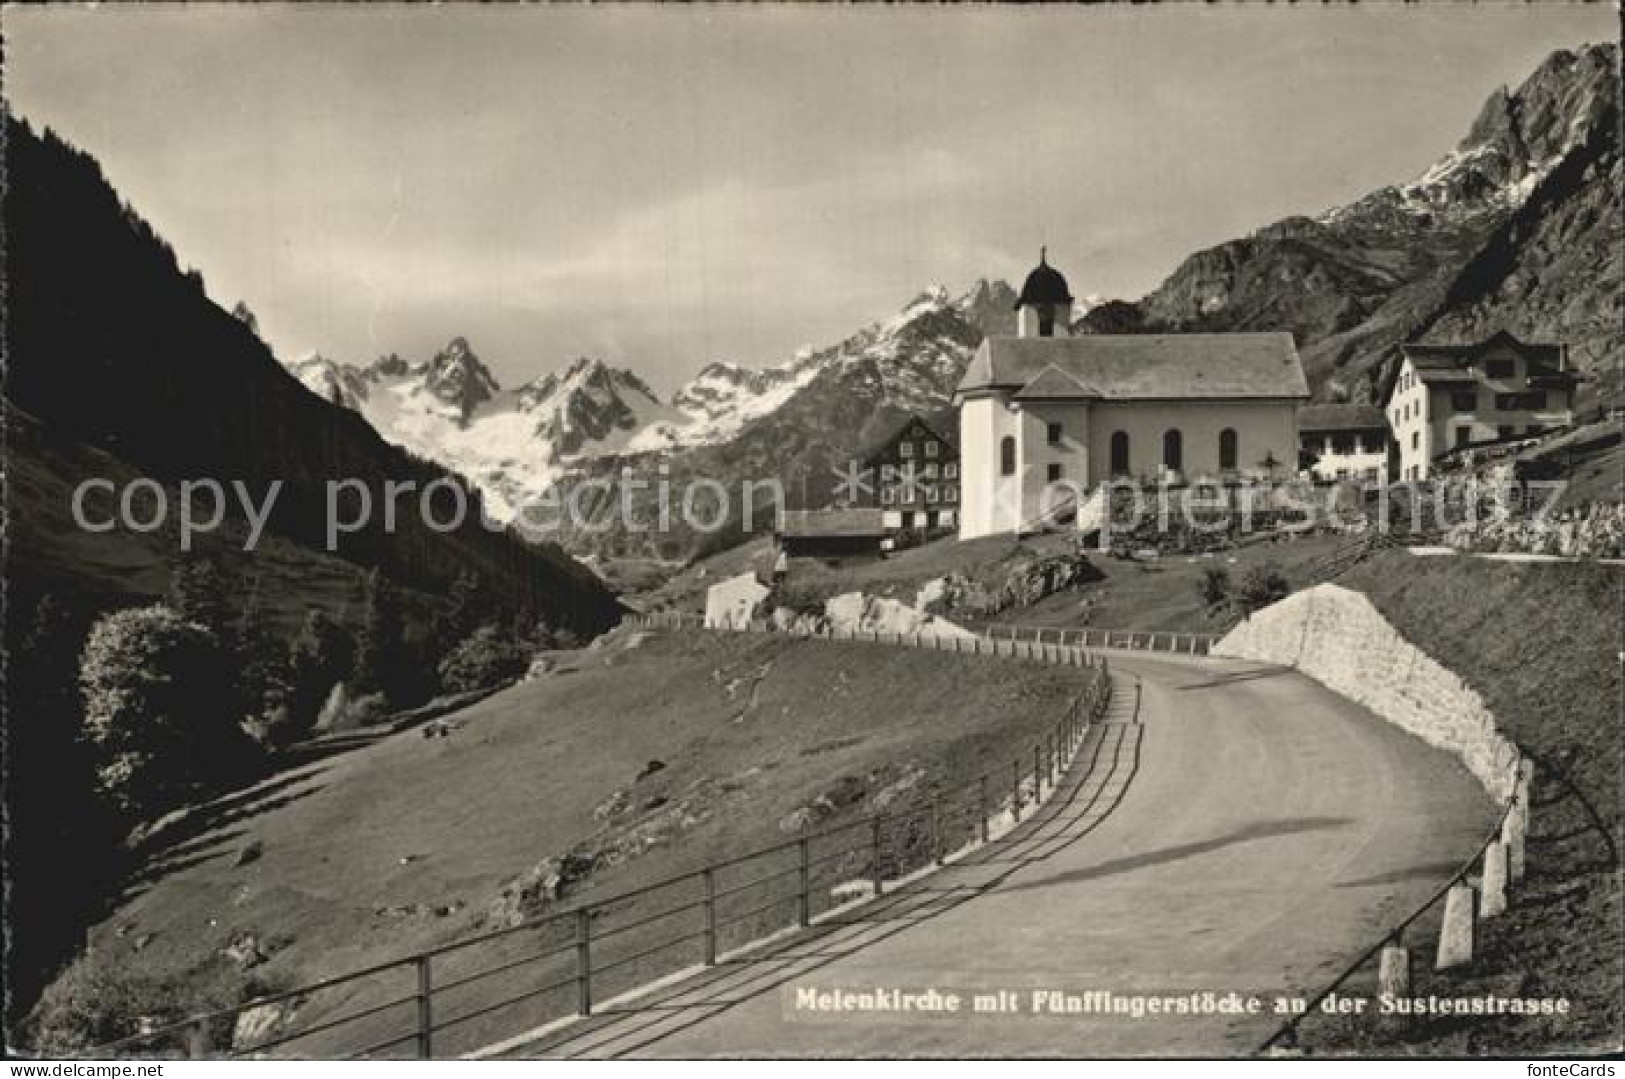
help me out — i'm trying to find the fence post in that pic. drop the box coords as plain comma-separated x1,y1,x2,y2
1011,760,1022,823
798,838,811,927
1034,744,1044,798
932,797,944,866
1435,883,1476,970
979,775,990,843
575,908,593,1016
871,817,885,896
415,955,433,1059
185,1018,209,1060
1378,944,1411,1032
703,868,718,965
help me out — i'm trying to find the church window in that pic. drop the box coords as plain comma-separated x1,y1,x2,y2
1219,428,1238,470
1000,436,1016,476
1110,431,1130,475
1162,429,1183,472
1038,307,1055,337
1046,463,1063,482
1047,422,1063,445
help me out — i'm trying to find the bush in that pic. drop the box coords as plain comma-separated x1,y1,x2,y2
26,947,285,1056
1236,563,1290,616
437,624,530,694
284,610,355,738
1197,566,1232,609
78,604,251,818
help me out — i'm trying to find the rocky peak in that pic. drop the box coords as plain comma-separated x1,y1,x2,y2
423,336,499,424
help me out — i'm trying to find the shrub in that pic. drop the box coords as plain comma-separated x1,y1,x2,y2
78,605,249,818
1197,566,1231,609
437,623,529,694
1236,563,1290,616
284,610,355,738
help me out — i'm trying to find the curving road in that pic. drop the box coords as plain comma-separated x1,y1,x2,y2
500,652,1496,1058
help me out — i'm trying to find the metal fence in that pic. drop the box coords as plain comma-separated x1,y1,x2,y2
89,663,1111,1060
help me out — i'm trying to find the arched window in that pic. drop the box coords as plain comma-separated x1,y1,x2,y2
1110,431,1130,476
1219,428,1238,471
1000,436,1016,477
1162,429,1183,473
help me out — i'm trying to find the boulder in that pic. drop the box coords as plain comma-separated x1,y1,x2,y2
704,573,772,629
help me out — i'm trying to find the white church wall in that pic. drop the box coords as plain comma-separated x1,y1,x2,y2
957,394,1025,539
1085,399,1299,486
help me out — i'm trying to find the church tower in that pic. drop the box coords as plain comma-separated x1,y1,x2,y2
1015,248,1074,338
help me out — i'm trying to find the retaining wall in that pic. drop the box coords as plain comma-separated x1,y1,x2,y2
1213,583,1519,801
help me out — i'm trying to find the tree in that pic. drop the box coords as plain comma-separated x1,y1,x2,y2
230,301,259,338
351,569,407,705
168,554,229,638
78,604,245,818
437,624,530,694
1197,566,1231,610
1236,564,1290,616
285,610,355,736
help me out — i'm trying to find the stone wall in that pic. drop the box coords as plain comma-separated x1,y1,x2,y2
1214,583,1519,801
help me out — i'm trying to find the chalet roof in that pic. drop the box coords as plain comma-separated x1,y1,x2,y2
858,414,957,465
1381,331,1578,405
958,333,1309,401
777,508,887,539
1298,404,1389,433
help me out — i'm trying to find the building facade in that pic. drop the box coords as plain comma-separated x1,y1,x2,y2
1383,332,1579,481
955,254,1309,541
862,415,960,530
1298,404,1389,483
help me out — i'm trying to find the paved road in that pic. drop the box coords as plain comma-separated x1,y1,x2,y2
503,652,1495,1058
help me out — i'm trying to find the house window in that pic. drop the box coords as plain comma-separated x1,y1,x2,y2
1219,428,1238,470
1498,425,1514,439
1047,422,1063,445
1455,425,1472,448
1000,436,1016,477
1046,463,1063,482
945,485,958,502
1496,391,1546,411
1162,429,1183,472
1450,390,1476,412
1411,432,1419,451
925,441,938,457
1110,431,1130,475
926,486,940,503
1330,433,1355,455
899,442,913,458
881,487,895,505
922,462,938,478
944,462,958,479
1485,358,1515,379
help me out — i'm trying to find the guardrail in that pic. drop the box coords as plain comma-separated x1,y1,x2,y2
88,649,1111,1059
626,610,1216,659
1258,754,1531,1055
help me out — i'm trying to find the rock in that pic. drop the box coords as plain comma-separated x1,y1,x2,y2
223,934,267,971
232,1002,292,1054
593,787,631,821
132,933,156,952
704,573,771,629
635,759,666,782
232,840,264,868
522,656,556,682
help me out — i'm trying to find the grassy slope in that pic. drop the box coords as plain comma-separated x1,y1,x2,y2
32,627,1094,1055
1306,552,1623,1054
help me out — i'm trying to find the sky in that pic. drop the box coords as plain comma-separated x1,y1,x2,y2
4,3,1616,395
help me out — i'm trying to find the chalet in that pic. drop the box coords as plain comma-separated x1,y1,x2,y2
1383,332,1579,481
1298,404,1389,483
775,508,888,561
954,252,1309,540
862,415,960,531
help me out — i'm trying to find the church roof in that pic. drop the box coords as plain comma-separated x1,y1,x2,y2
958,333,1309,401
1298,403,1389,433
1015,252,1074,309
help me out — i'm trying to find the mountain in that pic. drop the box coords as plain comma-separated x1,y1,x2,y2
1084,42,1621,404
282,280,1018,550
1,115,620,634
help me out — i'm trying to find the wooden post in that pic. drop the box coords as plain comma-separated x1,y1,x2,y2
1503,796,1528,884
1011,760,1022,823
1481,841,1509,918
798,838,811,927
979,775,990,843
1435,883,1476,970
185,1018,209,1060
703,868,718,964
871,817,885,896
932,797,944,866
415,955,433,1059
575,909,593,1016
1034,744,1044,797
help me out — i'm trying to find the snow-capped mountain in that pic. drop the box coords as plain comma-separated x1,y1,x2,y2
281,280,1020,526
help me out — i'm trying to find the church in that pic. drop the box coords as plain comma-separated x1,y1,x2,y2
954,252,1310,540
